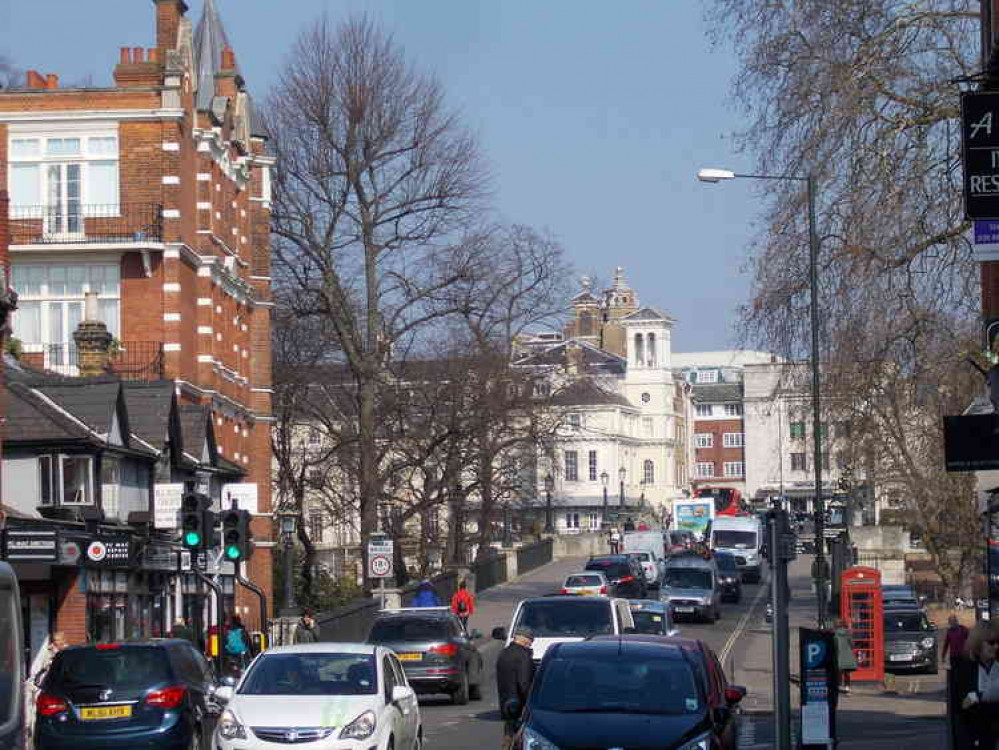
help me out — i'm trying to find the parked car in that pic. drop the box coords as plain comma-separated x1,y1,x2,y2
35,640,219,750
713,551,743,603
584,555,648,599
493,596,635,664
560,571,611,596
627,599,680,636
625,550,663,588
710,515,763,582
883,608,938,675
213,643,422,750
661,556,722,623
623,531,667,585
366,607,484,704
513,639,744,750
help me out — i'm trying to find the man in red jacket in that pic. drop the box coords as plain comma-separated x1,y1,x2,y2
450,579,475,631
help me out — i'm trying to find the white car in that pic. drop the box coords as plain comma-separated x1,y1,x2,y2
560,570,611,596
213,643,423,750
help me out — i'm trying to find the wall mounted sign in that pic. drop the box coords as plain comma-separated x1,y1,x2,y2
2,529,58,562
84,535,134,568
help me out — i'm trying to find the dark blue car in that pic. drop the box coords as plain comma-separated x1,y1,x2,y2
35,640,217,750
515,639,740,750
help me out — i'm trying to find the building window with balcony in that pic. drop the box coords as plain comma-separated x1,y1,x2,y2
588,450,598,482
643,459,655,485
564,451,579,482
695,433,713,448
724,403,743,417
790,453,807,471
39,454,94,505
695,462,715,479
723,432,744,448
12,264,120,362
9,134,120,235
695,404,713,417
789,422,806,439
723,461,744,478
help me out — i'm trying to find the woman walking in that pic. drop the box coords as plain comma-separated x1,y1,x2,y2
955,621,999,748
833,619,858,693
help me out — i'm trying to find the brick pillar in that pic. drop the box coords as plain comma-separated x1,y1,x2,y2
73,292,112,377
153,0,188,54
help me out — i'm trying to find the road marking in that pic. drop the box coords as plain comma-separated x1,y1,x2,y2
719,576,769,666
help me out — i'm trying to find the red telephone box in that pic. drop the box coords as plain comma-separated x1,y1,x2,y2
839,566,884,682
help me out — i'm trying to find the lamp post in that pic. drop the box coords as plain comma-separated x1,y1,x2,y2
697,167,827,627
600,471,609,525
618,466,626,509
278,510,299,617
544,473,555,534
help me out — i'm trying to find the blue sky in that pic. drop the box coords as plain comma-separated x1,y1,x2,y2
1,0,762,351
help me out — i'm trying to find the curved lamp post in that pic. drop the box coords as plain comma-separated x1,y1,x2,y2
618,466,626,509
278,510,299,617
600,470,609,525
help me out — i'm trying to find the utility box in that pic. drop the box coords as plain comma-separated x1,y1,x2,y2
840,566,884,682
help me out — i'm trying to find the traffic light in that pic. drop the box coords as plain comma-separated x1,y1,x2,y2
221,509,252,562
181,493,212,549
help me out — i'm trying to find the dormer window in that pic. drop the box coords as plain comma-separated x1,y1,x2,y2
697,370,718,384
39,454,94,506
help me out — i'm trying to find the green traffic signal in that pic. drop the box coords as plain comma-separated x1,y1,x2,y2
225,545,241,560
184,531,202,547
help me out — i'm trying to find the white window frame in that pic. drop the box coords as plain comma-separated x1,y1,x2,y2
695,404,713,417
791,453,808,472
643,459,655,485
642,417,654,437
567,413,582,428
695,462,715,479
723,461,744,478
588,450,598,482
695,433,713,448
565,512,580,529
38,454,94,506
724,403,743,417
722,432,744,448
697,370,718,384
564,451,579,482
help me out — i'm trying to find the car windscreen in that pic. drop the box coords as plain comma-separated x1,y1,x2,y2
240,653,377,696
533,653,700,715
714,555,738,572
0,588,20,726
884,613,932,632
713,531,756,549
664,568,712,590
631,611,667,634
628,552,652,562
368,617,452,643
566,575,604,588
48,647,172,690
585,561,631,579
516,600,613,638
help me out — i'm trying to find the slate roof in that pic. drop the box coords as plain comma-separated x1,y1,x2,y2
178,405,210,461
193,0,239,111
551,379,633,409
513,341,626,375
122,382,176,452
692,383,743,404
4,381,95,444
622,307,675,324
32,382,122,437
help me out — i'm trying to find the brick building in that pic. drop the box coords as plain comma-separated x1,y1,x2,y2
0,0,274,646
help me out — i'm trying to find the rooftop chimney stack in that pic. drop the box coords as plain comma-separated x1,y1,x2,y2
73,292,112,378
154,0,189,54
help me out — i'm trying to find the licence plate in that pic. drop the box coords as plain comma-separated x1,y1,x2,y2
80,705,132,721
675,606,695,613
397,653,423,662
889,654,913,662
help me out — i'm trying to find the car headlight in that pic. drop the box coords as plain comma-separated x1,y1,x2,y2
679,732,712,750
340,710,377,740
921,637,936,649
523,726,562,750
218,709,247,740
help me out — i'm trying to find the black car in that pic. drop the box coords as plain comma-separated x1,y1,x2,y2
884,608,939,675
584,555,648,599
35,640,218,750
366,607,485,704
514,640,743,750
714,551,743,603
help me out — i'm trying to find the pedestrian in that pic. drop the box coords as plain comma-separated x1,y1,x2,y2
942,614,971,669
225,615,250,674
833,618,858,693
609,527,621,555
294,608,321,644
25,632,67,747
496,627,535,750
955,621,999,749
450,579,475,631
411,579,442,607
171,617,196,644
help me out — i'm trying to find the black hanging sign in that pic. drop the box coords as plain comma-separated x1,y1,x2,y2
84,534,134,568
3,529,58,562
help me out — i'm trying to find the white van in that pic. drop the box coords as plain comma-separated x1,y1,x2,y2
710,515,763,582
622,530,666,586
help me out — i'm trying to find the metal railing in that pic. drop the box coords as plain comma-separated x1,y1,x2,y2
516,538,553,575
471,552,508,593
21,342,165,380
10,203,163,245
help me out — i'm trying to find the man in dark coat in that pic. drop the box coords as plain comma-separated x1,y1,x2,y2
496,627,535,750
294,609,321,644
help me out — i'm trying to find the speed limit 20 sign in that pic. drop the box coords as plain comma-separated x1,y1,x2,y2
368,536,394,579
369,555,392,578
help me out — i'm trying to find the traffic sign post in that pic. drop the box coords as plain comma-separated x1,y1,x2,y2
368,536,395,610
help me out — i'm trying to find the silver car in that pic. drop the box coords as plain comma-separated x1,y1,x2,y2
660,557,722,623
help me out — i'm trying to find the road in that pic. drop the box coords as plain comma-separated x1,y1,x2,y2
419,556,770,750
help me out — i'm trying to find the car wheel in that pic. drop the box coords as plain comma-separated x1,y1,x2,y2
452,673,470,705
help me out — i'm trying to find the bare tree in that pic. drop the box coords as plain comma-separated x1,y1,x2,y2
266,14,490,576
0,55,22,89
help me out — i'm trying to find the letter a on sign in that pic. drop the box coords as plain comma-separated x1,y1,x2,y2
972,112,994,140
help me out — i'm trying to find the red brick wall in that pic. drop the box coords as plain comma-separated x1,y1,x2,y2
54,570,88,645
693,418,745,481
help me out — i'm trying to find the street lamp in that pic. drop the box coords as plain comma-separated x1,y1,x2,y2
618,466,626,509
544,473,555,534
600,471,609,525
278,510,299,617
698,166,828,627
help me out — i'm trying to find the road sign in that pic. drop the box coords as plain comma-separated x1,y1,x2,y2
962,92,999,219
368,536,394,579
369,554,393,578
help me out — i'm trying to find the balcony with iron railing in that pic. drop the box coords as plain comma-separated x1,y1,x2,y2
20,342,166,381
10,203,163,245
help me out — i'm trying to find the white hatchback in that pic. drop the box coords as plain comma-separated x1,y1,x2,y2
213,643,422,750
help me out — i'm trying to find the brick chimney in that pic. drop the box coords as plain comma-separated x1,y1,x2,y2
73,292,112,377
154,0,189,53
215,45,240,98
114,47,164,88
25,70,46,89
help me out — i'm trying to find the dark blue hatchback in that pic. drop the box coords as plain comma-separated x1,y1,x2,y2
35,641,217,750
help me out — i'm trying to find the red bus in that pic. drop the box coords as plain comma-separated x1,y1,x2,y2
694,486,744,517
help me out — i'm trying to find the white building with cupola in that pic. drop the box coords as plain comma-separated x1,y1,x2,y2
513,269,694,532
